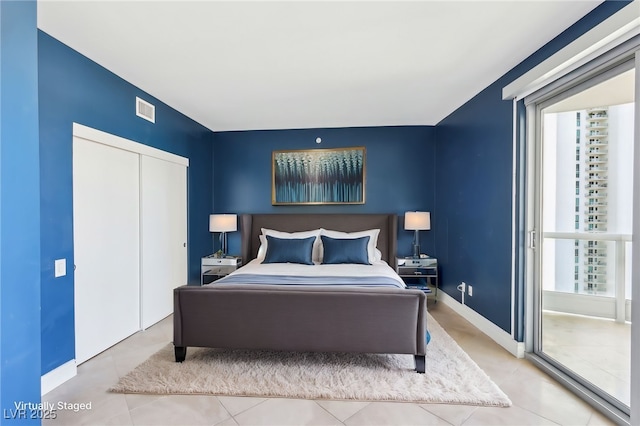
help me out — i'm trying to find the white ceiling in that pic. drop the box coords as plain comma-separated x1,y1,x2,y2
37,1,604,132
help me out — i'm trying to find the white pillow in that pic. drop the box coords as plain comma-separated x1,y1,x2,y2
319,228,380,264
374,248,383,262
256,234,268,261
257,228,322,262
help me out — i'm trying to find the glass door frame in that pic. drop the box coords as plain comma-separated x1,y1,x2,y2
523,41,639,425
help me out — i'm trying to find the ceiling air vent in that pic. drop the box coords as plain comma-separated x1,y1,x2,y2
136,97,155,123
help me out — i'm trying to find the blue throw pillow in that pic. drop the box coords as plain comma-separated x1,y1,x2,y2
321,235,371,265
262,235,315,265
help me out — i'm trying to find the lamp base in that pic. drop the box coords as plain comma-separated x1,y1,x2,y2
412,229,421,258
221,231,228,257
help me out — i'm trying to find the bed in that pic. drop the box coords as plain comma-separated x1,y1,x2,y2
173,213,427,372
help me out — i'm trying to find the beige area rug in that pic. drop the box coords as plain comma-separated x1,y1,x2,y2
110,314,511,407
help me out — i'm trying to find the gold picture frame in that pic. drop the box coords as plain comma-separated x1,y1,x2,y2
272,146,366,205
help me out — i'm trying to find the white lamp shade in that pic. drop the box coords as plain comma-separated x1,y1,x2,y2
209,214,237,232
404,211,431,231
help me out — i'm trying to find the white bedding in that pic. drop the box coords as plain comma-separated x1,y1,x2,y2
214,258,406,289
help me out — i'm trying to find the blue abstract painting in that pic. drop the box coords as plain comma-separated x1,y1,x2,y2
272,147,365,205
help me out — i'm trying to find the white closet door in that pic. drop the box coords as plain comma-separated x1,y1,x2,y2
73,137,141,364
140,155,188,329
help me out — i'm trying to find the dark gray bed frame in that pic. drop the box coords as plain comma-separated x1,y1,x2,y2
173,213,427,372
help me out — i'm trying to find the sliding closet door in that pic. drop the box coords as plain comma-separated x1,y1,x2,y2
140,155,188,329
73,137,141,364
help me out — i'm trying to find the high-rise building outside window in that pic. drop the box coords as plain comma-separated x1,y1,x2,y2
543,103,634,296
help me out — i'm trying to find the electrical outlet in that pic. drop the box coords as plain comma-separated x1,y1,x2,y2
468,285,473,296
54,259,66,278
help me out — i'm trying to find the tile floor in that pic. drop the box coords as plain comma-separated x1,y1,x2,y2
542,311,631,407
43,301,616,425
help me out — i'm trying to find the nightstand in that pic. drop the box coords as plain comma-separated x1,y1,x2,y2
201,255,242,285
397,257,438,301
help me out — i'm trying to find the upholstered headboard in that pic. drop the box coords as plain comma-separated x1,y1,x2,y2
240,214,397,264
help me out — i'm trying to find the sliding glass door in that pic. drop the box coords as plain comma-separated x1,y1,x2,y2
540,65,634,409
528,53,638,422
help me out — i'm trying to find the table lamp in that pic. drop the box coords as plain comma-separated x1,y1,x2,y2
209,214,237,256
404,211,431,258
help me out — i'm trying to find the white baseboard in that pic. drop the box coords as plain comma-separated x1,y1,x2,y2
41,360,77,396
438,291,525,358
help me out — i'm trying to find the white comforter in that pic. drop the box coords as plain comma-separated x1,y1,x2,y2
214,259,406,289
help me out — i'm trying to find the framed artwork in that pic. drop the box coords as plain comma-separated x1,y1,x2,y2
272,146,366,205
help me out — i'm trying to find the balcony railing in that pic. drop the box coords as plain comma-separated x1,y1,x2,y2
584,183,608,189
585,200,608,206
586,192,607,198
585,158,608,164
584,226,608,232
543,232,632,323
584,213,609,218
587,147,608,154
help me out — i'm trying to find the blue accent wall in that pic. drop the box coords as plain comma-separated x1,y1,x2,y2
213,126,436,257
434,0,631,333
38,31,215,375
1,0,629,396
1,0,42,420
